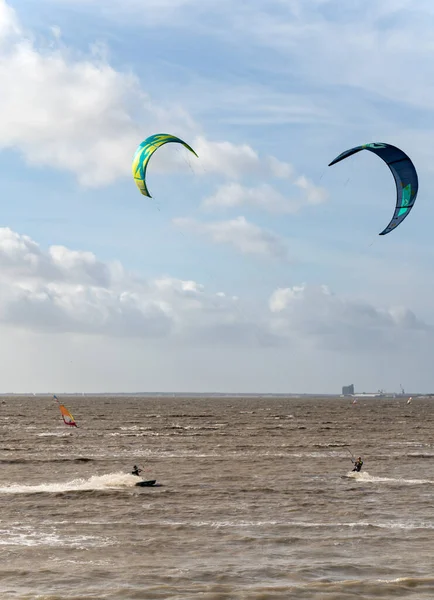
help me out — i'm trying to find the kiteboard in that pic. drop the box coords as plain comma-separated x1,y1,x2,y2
135,479,157,487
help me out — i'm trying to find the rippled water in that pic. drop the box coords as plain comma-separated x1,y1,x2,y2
1,395,434,599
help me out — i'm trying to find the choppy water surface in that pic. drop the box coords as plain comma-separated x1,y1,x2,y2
1,395,433,599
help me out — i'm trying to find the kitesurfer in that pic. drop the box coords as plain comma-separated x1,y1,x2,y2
352,457,363,472
132,465,142,476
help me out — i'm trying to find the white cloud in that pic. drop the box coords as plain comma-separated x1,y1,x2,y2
203,183,293,212
0,41,136,186
190,136,261,179
217,1,434,113
44,0,209,24
0,0,199,187
294,175,328,205
197,141,328,215
267,156,295,179
268,283,430,352
0,0,18,40
52,0,434,118
202,178,327,213
0,2,329,196
172,216,291,261
0,226,429,355
190,136,321,184
0,228,112,285
0,226,270,344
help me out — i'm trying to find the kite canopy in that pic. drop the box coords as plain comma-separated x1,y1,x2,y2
132,133,198,198
328,142,418,235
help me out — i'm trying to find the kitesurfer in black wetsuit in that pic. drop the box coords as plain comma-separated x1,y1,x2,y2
352,457,363,472
132,465,142,476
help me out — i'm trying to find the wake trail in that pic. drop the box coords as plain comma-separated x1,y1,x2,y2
0,472,143,494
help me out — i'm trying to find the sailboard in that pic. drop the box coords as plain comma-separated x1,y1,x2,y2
54,394,78,427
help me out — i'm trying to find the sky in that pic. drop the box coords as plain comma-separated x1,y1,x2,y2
0,0,434,394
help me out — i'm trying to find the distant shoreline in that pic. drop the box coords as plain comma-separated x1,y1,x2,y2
0,392,430,398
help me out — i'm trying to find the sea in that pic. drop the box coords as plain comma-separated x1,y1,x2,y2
1,394,433,599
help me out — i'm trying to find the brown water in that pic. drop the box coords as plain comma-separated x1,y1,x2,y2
1,395,434,599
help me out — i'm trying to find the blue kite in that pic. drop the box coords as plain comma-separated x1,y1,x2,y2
328,142,418,235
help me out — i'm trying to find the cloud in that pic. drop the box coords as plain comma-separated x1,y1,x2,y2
0,40,136,186
268,283,430,352
202,179,327,213
172,216,291,261
55,0,434,119
48,0,213,27
0,227,172,338
0,226,270,344
0,226,429,355
196,140,328,215
0,2,329,195
190,136,261,179
203,183,293,212
0,0,18,40
187,137,307,182
0,1,198,187
0,228,112,285
293,175,328,205
215,1,434,114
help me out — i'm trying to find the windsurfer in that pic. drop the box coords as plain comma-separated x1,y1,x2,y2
132,465,142,476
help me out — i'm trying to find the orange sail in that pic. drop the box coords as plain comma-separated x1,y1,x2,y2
59,404,77,427
54,395,78,427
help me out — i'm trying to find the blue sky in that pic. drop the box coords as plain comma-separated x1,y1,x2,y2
0,0,433,393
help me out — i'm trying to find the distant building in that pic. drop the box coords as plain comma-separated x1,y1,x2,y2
342,384,354,396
